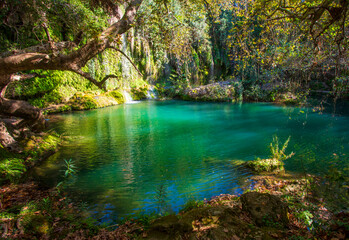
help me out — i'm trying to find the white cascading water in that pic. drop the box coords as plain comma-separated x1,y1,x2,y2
146,86,158,99
123,90,139,104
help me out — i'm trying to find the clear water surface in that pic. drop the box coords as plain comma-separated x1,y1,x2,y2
32,100,349,224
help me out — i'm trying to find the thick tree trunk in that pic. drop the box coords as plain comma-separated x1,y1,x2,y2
0,97,46,132
0,0,143,152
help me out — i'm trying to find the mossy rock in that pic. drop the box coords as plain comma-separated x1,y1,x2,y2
182,83,236,102
107,90,125,104
245,158,285,173
68,91,120,110
81,95,98,109
24,133,61,162
94,95,118,108
145,206,255,239
71,92,85,100
69,94,98,110
44,104,72,114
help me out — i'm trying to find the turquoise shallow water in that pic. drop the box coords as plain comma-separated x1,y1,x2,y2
32,100,349,224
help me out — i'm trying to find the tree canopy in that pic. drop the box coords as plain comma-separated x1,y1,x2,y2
0,0,348,149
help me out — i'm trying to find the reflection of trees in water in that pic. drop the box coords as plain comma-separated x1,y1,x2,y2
39,102,349,224
155,184,169,216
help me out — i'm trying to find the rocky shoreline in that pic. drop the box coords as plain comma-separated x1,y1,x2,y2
1,164,348,239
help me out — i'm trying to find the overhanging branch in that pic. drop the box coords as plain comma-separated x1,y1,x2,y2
70,68,118,90
108,46,144,77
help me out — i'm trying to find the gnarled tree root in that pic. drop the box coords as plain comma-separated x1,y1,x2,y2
0,97,46,152
0,97,46,132
0,121,19,152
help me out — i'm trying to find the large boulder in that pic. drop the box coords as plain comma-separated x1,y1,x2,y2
145,206,250,240
240,192,289,227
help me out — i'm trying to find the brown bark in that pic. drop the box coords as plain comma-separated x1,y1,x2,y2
0,0,143,80
0,0,143,145
0,97,46,132
0,121,18,151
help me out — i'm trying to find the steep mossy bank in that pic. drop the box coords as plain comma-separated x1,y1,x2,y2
43,90,124,114
43,86,150,114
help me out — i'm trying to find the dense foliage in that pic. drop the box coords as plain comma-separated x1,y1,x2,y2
1,0,348,105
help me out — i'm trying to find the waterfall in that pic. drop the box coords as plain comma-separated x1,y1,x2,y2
123,90,139,104
146,86,158,99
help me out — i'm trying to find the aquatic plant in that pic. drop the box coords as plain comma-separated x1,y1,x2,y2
56,159,77,192
270,136,294,162
155,184,168,216
246,136,294,173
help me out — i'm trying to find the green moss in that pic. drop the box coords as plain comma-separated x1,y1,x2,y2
0,158,26,183
44,104,72,114
131,87,148,100
0,133,62,184
22,214,52,236
81,95,99,109
68,91,120,110
107,90,125,103
69,93,98,110
245,158,285,173
24,133,61,162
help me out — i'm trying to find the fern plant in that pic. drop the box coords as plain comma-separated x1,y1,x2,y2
270,136,295,161
0,158,26,183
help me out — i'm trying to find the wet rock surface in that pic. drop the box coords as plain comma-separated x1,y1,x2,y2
144,192,289,239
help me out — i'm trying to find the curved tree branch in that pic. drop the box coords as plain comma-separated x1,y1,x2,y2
0,0,144,82
70,68,118,90
108,46,144,77
0,0,144,140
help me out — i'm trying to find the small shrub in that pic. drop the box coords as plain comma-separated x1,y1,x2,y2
245,136,294,173
333,76,349,98
56,159,77,193
295,210,313,230
270,136,294,161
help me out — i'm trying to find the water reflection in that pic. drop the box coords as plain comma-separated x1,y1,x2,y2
32,100,349,223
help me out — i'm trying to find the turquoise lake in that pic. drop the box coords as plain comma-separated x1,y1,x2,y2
32,100,349,224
